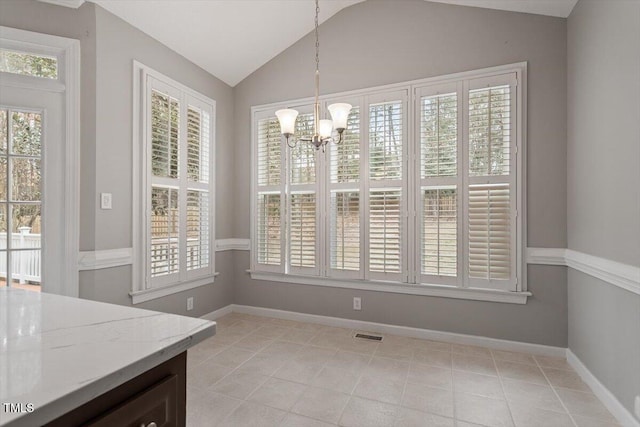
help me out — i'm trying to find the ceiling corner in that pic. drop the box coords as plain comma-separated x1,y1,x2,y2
38,0,85,9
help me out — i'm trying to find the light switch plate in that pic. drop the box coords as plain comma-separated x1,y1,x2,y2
100,193,112,210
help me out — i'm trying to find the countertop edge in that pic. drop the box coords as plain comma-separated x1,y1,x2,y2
3,322,215,427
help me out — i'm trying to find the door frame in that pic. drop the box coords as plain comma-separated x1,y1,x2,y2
0,26,80,296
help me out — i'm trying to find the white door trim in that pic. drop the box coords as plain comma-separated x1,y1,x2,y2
0,26,80,297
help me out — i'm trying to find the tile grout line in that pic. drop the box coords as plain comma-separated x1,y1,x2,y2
490,351,518,427
334,338,378,426
534,356,579,427
449,350,458,424
281,331,353,424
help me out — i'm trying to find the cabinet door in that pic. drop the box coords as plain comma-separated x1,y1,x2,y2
85,375,178,427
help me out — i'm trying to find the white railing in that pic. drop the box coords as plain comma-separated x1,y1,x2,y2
0,228,41,284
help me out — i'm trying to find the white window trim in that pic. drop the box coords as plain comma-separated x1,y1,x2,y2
131,61,216,304
0,26,80,297
250,62,527,304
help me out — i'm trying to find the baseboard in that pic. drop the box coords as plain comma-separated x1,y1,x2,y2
200,304,234,321
566,349,640,427
230,304,565,357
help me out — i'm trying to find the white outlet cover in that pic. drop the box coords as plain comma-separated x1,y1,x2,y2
353,297,361,311
187,297,194,311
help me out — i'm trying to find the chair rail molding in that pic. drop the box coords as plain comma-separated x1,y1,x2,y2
216,238,250,251
78,248,133,271
527,247,640,296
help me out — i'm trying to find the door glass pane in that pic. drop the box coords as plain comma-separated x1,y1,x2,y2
10,250,41,291
1,108,44,291
0,157,6,201
12,204,41,241
0,207,5,250
0,251,5,287
11,111,42,156
11,158,41,202
0,109,7,153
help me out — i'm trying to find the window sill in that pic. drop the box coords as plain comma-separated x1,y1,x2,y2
248,271,530,304
130,273,219,304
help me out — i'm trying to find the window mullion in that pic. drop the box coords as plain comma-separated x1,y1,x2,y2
362,96,370,281
460,80,469,289
178,93,188,282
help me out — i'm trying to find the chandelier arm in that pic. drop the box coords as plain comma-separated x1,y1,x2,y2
286,136,298,148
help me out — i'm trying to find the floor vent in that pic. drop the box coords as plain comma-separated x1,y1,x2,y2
354,333,383,341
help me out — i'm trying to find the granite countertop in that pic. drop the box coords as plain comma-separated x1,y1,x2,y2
0,288,215,427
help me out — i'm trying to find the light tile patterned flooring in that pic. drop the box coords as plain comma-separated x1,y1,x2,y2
186,313,618,427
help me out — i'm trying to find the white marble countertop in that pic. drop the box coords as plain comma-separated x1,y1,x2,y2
0,288,215,427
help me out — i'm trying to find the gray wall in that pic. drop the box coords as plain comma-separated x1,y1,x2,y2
233,0,569,347
567,0,640,418
0,0,236,317
82,5,236,317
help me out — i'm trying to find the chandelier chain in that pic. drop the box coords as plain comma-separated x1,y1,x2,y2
315,0,319,74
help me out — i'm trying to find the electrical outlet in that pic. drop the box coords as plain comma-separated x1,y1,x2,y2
634,395,640,419
100,193,112,210
187,297,194,311
353,297,361,311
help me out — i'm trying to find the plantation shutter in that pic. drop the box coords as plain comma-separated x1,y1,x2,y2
417,85,460,286
147,77,214,289
366,91,407,281
149,83,181,287
328,103,362,278
288,112,318,274
255,115,284,272
185,101,212,278
466,74,517,290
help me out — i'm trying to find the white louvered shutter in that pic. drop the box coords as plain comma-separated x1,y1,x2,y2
366,92,407,281
255,115,284,272
466,74,517,290
147,74,215,289
185,101,212,278
328,104,362,278
417,85,460,286
288,112,318,274
149,82,181,287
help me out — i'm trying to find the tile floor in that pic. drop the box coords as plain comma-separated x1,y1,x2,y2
186,313,618,427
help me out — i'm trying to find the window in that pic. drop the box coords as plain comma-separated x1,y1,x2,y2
0,48,58,79
251,63,525,303
132,63,215,301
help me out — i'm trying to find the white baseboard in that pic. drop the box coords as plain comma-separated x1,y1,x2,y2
200,304,234,321
229,304,565,357
566,349,640,427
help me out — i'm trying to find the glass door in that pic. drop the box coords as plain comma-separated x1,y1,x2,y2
0,108,43,291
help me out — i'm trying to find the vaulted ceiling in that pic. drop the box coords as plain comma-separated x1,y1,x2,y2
82,0,578,86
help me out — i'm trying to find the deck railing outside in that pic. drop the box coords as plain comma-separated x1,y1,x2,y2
0,227,41,284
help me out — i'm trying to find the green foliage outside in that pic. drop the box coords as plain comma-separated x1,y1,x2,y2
0,50,57,79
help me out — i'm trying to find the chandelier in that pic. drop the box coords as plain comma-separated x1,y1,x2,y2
275,0,352,151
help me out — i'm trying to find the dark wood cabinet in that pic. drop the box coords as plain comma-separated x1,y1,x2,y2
46,352,186,427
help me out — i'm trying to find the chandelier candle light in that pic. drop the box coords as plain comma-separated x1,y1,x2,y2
275,0,352,151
